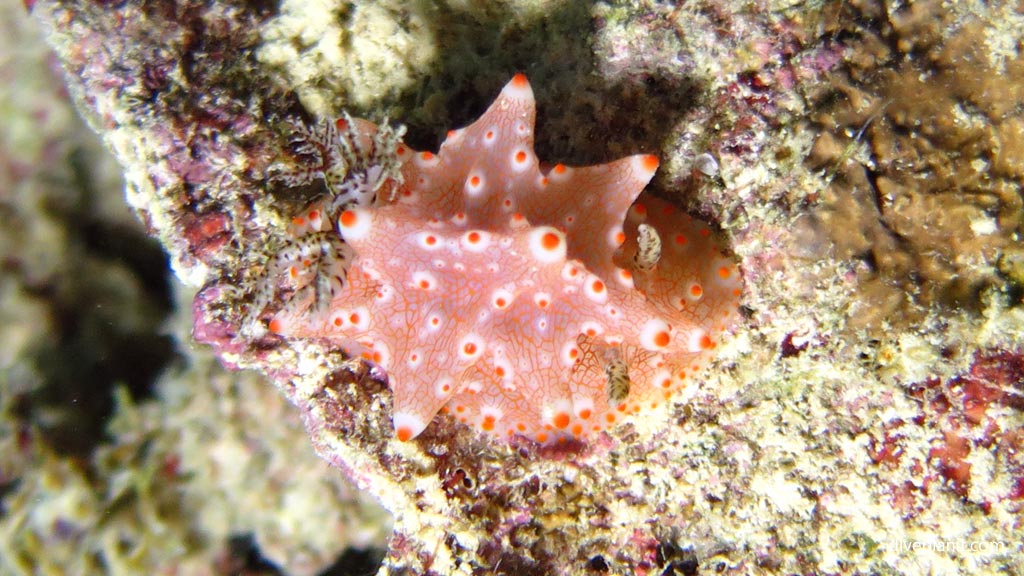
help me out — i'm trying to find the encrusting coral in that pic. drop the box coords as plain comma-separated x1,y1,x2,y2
253,74,742,444
807,2,1024,322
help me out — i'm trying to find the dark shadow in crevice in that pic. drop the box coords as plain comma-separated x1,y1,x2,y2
345,1,704,178
317,547,387,576
18,144,178,459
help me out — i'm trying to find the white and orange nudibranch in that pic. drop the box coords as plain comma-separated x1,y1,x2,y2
261,73,743,445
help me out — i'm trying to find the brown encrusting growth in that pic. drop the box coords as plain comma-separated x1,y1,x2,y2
807,1,1024,325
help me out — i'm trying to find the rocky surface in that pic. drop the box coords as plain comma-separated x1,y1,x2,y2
8,0,1022,574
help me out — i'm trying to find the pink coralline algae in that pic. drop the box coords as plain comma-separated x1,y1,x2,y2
257,74,742,444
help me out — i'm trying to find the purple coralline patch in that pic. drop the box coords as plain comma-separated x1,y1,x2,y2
925,351,1024,506
180,211,234,263
191,285,245,365
867,350,1024,514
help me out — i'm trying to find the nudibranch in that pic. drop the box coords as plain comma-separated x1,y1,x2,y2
259,74,742,444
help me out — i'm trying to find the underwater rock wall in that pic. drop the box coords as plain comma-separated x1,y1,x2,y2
7,0,1022,574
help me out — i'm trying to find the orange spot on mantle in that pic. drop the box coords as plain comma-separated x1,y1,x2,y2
339,210,358,228
553,412,570,429
541,232,560,250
